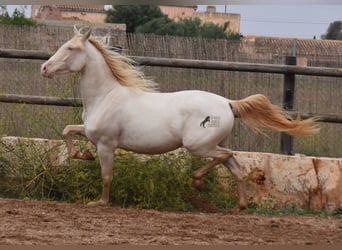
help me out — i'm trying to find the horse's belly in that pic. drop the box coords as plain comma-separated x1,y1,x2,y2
118,133,182,154
114,108,184,154
119,143,182,155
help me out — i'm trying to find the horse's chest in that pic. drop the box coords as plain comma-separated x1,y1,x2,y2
83,112,120,145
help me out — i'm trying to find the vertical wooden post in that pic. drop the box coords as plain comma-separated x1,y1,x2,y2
280,55,296,155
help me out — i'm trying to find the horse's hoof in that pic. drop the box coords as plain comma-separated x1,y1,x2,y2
229,204,246,213
87,199,108,207
71,151,79,159
82,150,95,160
72,150,95,160
238,203,247,211
193,178,205,191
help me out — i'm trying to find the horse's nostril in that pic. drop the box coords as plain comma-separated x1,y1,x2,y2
41,64,48,76
41,64,49,74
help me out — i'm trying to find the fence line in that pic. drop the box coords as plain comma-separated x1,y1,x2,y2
0,93,82,107
1,93,341,124
1,49,341,126
1,46,341,156
1,49,342,77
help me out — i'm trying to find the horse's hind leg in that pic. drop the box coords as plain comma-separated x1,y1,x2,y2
187,137,247,210
62,125,95,160
192,151,248,210
192,158,224,190
189,146,234,190
223,156,247,210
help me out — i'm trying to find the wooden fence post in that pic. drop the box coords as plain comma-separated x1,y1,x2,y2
281,55,297,155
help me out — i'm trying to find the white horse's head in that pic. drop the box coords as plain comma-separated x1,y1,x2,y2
41,26,92,78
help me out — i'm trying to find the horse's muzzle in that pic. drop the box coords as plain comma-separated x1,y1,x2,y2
40,62,53,78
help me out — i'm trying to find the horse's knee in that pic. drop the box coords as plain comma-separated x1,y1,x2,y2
102,174,113,184
62,125,86,138
62,125,72,138
101,166,113,184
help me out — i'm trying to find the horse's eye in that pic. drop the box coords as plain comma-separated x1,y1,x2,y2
67,47,74,51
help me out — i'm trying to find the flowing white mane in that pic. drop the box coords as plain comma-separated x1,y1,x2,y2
88,36,158,92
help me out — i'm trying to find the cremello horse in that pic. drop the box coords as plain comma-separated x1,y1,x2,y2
41,27,319,209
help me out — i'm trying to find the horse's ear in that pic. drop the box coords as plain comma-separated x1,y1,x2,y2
82,27,92,41
73,25,80,36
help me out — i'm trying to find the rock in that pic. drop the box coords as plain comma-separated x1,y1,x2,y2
234,151,342,210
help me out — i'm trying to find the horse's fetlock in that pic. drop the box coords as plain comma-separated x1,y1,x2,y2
192,170,203,180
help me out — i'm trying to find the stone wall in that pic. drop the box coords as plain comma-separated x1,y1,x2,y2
159,6,196,22
31,5,106,23
234,151,342,210
193,7,240,33
1,136,341,210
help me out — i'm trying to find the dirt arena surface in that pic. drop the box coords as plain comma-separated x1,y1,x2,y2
0,198,341,246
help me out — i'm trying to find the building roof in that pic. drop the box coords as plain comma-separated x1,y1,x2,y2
41,5,106,13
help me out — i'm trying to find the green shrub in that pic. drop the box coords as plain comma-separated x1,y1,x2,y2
0,141,238,211
0,138,100,202
0,8,38,26
2,139,341,217
110,151,193,210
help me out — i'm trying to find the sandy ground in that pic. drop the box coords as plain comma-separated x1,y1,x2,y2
0,198,341,245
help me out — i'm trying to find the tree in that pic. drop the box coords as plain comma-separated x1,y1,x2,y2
136,17,241,40
106,5,164,33
0,7,37,26
0,5,6,15
321,21,342,40
134,16,177,36
200,21,231,39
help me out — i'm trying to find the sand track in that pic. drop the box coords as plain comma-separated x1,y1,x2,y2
0,198,341,245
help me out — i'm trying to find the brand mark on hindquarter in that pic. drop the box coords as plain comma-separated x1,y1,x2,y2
200,116,210,128
200,116,220,128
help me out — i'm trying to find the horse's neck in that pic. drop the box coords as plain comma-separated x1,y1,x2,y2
79,47,121,113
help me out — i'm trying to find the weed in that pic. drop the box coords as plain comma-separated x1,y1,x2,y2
245,203,342,219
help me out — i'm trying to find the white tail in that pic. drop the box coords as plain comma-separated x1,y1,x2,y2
230,94,320,136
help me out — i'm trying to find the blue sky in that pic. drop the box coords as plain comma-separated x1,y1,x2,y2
197,5,342,39
5,4,342,39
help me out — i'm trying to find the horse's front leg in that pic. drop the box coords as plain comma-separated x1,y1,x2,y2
62,124,95,160
87,144,114,206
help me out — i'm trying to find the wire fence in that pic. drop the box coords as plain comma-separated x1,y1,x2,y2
0,24,341,157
